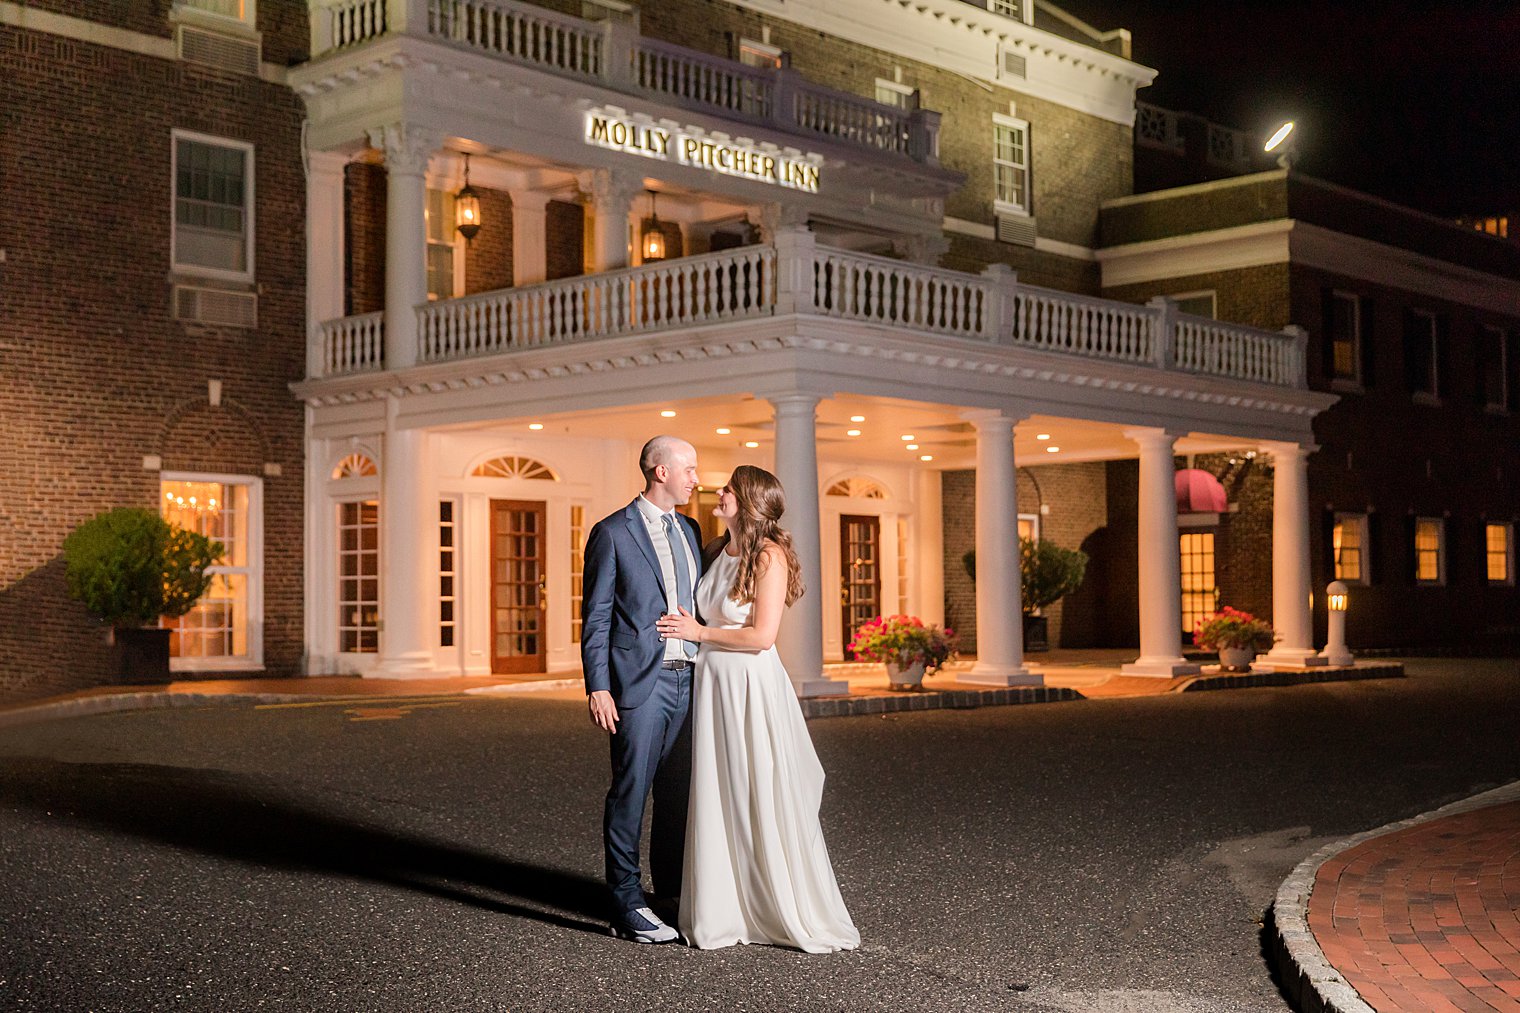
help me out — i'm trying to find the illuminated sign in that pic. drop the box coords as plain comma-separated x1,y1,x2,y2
585,109,822,193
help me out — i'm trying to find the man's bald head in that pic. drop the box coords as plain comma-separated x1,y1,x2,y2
639,435,699,507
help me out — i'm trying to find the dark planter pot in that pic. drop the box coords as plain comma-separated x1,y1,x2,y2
1023,614,1050,653
112,626,172,684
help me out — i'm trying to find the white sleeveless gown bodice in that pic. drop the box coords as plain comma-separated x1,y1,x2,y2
678,549,859,953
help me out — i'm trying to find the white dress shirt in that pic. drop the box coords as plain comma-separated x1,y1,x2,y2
636,494,699,662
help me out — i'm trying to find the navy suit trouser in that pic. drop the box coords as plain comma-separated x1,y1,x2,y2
604,664,692,914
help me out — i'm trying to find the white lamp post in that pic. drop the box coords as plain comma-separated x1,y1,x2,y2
1322,580,1353,666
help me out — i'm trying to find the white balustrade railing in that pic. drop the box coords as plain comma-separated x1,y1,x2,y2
428,0,603,77
633,37,772,120
321,0,388,49
1009,284,1155,364
792,79,914,157
811,248,991,339
315,243,1305,389
417,246,776,362
319,311,384,375
1173,314,1303,386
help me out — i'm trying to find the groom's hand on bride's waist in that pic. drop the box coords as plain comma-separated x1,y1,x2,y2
588,690,619,733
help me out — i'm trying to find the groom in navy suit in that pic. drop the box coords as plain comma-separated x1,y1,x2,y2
582,435,704,943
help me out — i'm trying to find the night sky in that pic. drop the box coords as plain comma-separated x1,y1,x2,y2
1071,1,1520,219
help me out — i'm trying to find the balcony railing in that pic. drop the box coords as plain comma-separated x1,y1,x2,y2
309,0,940,165
313,238,1307,389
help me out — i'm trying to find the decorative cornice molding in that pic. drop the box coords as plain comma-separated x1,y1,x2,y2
367,122,442,176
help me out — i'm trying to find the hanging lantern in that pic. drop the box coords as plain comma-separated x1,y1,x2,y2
640,189,666,263
455,153,481,243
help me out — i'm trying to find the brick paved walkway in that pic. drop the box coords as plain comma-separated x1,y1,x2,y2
1308,800,1520,1011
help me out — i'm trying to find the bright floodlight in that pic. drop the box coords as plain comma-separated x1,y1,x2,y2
1264,121,1295,153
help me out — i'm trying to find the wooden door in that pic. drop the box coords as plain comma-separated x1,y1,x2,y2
840,514,882,659
491,499,547,674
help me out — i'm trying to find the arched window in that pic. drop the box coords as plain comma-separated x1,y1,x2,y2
472,455,557,481
825,476,886,499
332,453,377,479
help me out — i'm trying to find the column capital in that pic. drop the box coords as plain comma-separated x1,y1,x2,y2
961,407,1024,430
507,188,553,212
584,167,642,208
367,123,441,176
766,391,824,415
307,149,350,179
1258,440,1318,460
1122,426,1182,448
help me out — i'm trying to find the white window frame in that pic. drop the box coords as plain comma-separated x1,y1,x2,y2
336,497,381,655
1414,516,1445,586
1487,522,1515,586
986,0,1031,23
1409,309,1440,406
737,37,784,69
172,0,258,31
424,185,464,301
993,113,1031,216
874,78,916,110
1328,290,1363,389
439,497,459,648
1481,325,1509,412
1170,289,1217,319
1332,511,1371,586
170,129,255,284
161,471,264,672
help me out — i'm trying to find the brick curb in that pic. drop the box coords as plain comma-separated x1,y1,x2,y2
1271,779,1520,1013
1177,662,1404,693
799,684,1085,719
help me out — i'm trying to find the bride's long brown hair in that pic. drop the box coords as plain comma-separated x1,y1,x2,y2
722,465,805,607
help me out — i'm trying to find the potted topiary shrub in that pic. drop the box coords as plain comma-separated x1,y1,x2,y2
62,507,223,683
963,538,1089,652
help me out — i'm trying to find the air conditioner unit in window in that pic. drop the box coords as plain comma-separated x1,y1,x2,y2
996,213,1037,247
177,25,260,75
174,285,258,329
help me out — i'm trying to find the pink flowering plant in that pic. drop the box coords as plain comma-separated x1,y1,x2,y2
1193,606,1277,653
848,614,959,672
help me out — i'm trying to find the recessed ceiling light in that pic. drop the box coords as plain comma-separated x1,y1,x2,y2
528,423,543,430
919,455,933,462
744,441,759,448
660,410,677,418
901,434,915,441
1036,433,1051,440
1046,446,1060,453
715,427,731,435
847,429,862,437
906,444,919,451
850,415,865,423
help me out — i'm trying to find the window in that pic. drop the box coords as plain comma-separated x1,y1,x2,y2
1488,523,1514,584
737,37,783,69
175,0,257,28
1404,309,1439,403
570,504,587,643
440,500,457,648
426,188,458,301
1171,291,1217,319
987,0,1028,21
172,131,253,279
993,116,1031,214
160,476,261,668
339,500,380,652
1481,325,1509,411
1327,291,1362,384
1332,512,1369,584
1414,517,1444,585
1017,514,1040,543
896,517,910,614
874,79,916,110
1179,531,1218,635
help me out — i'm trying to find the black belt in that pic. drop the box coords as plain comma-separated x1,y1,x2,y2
660,659,694,670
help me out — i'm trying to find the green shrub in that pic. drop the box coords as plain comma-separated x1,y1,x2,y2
62,508,223,627
963,538,1089,616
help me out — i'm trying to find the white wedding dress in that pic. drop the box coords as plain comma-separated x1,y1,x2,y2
679,548,860,953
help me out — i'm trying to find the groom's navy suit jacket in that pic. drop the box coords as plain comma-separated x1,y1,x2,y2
580,499,705,709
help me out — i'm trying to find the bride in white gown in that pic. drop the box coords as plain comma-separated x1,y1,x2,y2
655,465,859,953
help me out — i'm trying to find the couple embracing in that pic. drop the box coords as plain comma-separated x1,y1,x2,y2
581,436,859,953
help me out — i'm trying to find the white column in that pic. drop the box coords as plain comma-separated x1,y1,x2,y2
369,123,438,370
1121,428,1200,677
770,393,848,697
508,189,550,286
305,150,348,378
1259,441,1326,668
915,467,944,629
587,169,638,273
374,399,438,677
961,410,1040,686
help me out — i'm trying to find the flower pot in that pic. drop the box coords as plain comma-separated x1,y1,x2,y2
1217,646,1254,673
885,660,927,691
111,626,172,684
1022,614,1049,653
